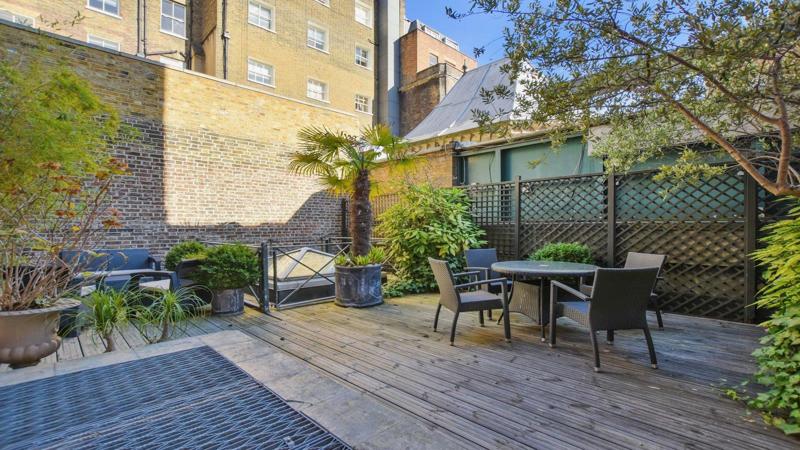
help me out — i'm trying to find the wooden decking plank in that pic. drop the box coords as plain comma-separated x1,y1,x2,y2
285,301,790,447
247,310,704,450
276,305,770,450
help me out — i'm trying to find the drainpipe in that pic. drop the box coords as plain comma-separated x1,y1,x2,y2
221,0,229,79
136,0,141,55
141,0,148,56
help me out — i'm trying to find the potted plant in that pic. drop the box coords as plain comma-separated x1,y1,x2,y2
133,287,205,343
289,125,416,307
196,243,259,315
77,288,132,352
334,248,386,307
0,59,127,368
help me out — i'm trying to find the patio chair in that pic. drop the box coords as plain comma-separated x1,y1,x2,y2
429,258,511,346
464,248,514,319
580,252,668,329
550,267,660,372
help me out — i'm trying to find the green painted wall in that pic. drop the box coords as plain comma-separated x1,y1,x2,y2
463,137,603,184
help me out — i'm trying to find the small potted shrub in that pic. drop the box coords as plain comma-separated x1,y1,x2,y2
164,240,208,271
133,287,205,342
196,244,259,315
334,248,386,307
77,288,132,352
530,242,594,265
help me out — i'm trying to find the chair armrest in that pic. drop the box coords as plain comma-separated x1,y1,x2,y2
453,270,480,280
551,280,591,301
455,277,508,291
147,256,162,270
465,267,490,280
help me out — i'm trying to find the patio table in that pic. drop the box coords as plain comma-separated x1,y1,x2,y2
491,260,598,341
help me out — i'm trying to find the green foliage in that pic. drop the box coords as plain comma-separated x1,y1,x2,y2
383,277,428,299
196,244,259,291
376,184,486,293
457,0,800,196
0,56,128,311
78,288,132,352
743,200,800,434
335,247,386,267
530,242,593,264
164,241,208,271
133,287,205,343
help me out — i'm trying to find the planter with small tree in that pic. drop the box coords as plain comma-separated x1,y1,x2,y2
196,244,259,315
289,125,416,308
0,58,128,368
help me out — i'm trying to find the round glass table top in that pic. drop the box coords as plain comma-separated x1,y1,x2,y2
491,260,598,277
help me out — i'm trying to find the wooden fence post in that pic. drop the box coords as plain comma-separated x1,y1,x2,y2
743,173,758,323
514,176,522,259
606,173,617,267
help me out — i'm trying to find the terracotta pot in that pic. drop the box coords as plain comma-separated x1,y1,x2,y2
212,288,244,315
334,264,383,308
0,298,81,369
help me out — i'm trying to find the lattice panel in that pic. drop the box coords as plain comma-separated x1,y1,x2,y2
615,169,748,321
519,175,608,262
464,182,517,260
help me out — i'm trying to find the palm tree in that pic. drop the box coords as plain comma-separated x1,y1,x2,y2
289,124,416,257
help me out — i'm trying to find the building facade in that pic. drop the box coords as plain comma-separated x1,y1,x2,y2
0,0,406,121
398,20,477,135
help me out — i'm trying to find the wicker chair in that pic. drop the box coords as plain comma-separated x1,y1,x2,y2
551,267,660,372
464,248,514,320
581,252,668,329
429,258,511,345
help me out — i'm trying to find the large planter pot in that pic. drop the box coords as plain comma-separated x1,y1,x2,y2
0,298,81,369
334,264,383,308
212,288,244,315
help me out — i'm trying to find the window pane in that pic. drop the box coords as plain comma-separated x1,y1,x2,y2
107,0,119,13
174,21,185,37
162,0,171,14
161,16,171,31
89,0,103,9
174,4,185,20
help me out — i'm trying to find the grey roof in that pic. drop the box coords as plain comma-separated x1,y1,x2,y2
404,58,518,142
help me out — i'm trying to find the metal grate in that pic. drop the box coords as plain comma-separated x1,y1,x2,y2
0,346,351,450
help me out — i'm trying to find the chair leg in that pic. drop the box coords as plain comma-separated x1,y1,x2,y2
590,329,601,372
496,311,504,325
606,330,614,345
479,310,485,327
450,311,460,346
433,304,442,332
654,297,664,329
548,284,557,347
487,309,493,320
643,326,658,369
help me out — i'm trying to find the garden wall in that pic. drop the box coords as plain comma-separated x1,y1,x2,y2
0,22,371,255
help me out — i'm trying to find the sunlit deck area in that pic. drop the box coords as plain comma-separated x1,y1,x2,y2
11,294,796,449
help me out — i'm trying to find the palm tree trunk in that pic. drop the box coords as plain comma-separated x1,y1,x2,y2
349,169,372,256
103,332,115,352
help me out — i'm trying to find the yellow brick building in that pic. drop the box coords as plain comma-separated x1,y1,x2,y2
0,0,382,118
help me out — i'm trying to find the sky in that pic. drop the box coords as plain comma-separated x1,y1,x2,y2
405,0,510,65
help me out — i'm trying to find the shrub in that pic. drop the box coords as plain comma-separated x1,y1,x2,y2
78,288,132,352
335,247,386,267
196,244,259,291
530,242,593,264
376,184,485,294
743,200,800,434
164,240,208,270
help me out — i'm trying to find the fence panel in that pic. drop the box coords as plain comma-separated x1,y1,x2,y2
464,182,517,260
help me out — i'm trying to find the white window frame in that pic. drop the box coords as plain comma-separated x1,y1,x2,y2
354,94,371,114
247,58,275,87
307,22,328,53
306,78,329,102
428,53,439,67
87,34,121,51
86,0,121,18
355,45,371,69
160,0,187,39
315,0,331,7
247,1,275,32
355,1,372,28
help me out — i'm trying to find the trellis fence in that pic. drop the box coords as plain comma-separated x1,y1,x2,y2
368,166,790,323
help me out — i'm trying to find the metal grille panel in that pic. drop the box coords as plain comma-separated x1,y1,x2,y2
0,346,351,450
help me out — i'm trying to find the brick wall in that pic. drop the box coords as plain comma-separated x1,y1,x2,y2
372,148,454,192
1,22,370,256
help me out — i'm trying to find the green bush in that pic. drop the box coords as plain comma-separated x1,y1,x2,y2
530,242,593,264
164,240,208,270
744,200,800,434
376,184,485,294
196,244,259,291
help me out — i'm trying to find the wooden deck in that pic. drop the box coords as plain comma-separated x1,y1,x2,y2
5,294,797,449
